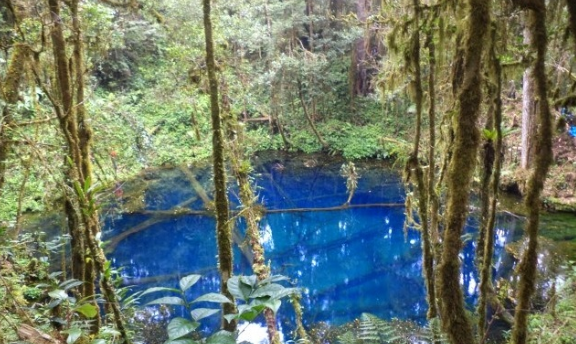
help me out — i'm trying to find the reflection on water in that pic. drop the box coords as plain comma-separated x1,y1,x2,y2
106,157,521,340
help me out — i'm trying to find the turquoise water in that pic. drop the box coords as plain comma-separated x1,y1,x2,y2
105,156,520,336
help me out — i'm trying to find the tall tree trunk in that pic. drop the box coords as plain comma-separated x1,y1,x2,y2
297,80,329,149
0,43,28,194
438,1,489,344
477,24,504,339
511,1,553,343
520,23,536,170
426,33,440,249
567,0,576,51
351,0,369,97
48,1,131,340
202,0,237,332
228,133,282,344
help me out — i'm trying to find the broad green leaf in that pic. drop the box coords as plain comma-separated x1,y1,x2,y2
240,275,258,288
48,289,68,300
190,308,219,321
258,275,290,285
165,339,200,344
66,328,82,344
140,286,181,296
75,303,98,318
263,299,282,314
250,283,283,298
179,274,201,292
227,277,252,301
90,339,106,344
206,331,236,344
47,298,63,309
269,287,300,300
147,296,186,306
60,279,83,291
237,304,260,322
167,317,198,340
192,293,231,304
223,313,238,323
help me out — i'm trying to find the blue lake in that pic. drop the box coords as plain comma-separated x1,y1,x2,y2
104,154,521,338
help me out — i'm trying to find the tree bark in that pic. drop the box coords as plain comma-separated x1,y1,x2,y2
520,23,536,170
478,24,504,338
351,0,370,97
0,43,28,194
511,1,553,343
48,1,131,341
202,0,237,332
438,1,490,344
568,0,576,52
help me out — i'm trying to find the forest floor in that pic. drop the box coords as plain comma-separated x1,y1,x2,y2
500,99,576,212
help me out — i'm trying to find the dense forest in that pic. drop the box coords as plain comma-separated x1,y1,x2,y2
1,0,576,343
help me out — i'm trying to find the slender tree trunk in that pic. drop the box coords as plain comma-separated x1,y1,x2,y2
511,1,553,343
520,23,536,170
478,24,504,339
202,0,237,331
351,0,369,97
404,0,437,320
297,80,328,149
426,33,440,249
48,1,131,340
567,0,576,51
0,43,28,194
229,135,281,344
438,1,490,344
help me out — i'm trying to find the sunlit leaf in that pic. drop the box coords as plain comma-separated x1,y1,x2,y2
258,275,290,285
66,328,82,344
179,274,201,292
146,296,185,306
167,317,198,340
250,283,283,298
192,293,231,304
60,279,83,291
48,289,68,300
227,277,252,301
190,308,219,321
75,303,98,318
140,287,180,296
164,339,200,344
206,331,235,344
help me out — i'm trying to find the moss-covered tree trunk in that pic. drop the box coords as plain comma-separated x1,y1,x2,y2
566,0,576,51
202,0,237,332
511,1,553,343
229,139,282,344
48,1,131,341
520,22,536,170
477,24,504,339
438,0,489,343
0,43,28,195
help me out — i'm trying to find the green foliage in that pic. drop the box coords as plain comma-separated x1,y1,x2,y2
224,274,299,323
337,313,446,344
526,262,576,344
141,274,231,343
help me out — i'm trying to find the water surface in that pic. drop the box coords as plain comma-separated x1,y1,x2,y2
106,154,520,337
